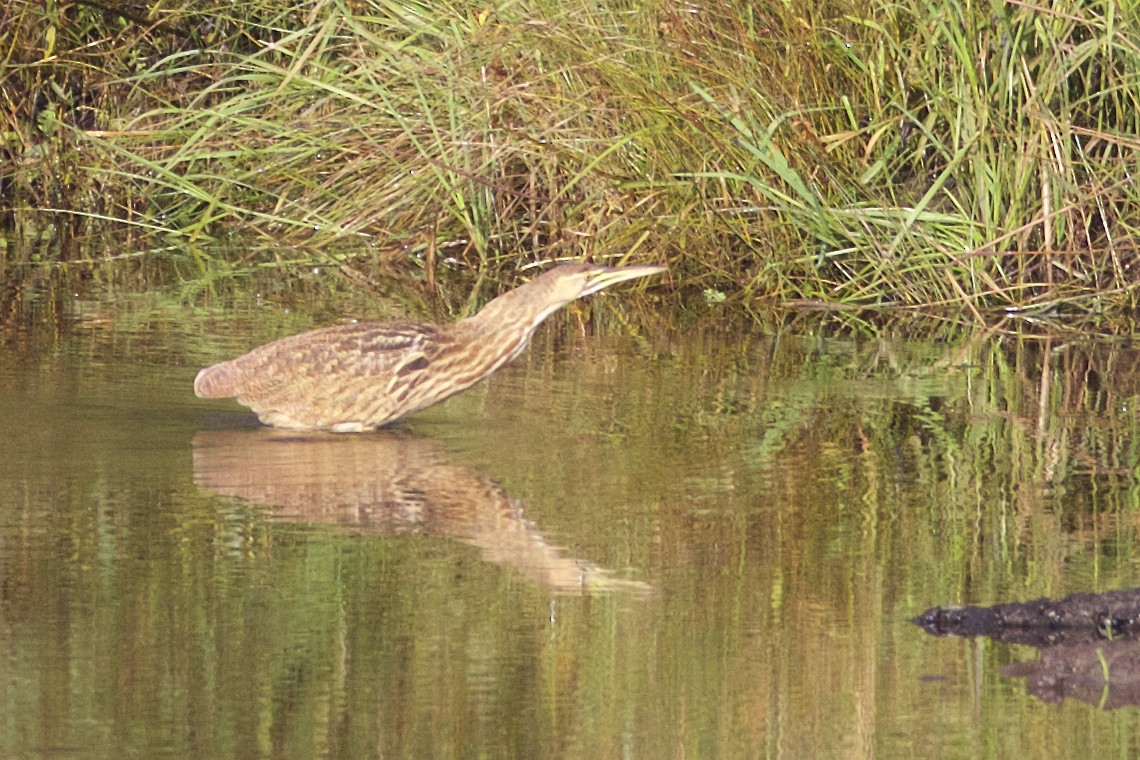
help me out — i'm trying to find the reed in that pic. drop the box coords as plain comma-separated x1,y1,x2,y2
3,0,1139,313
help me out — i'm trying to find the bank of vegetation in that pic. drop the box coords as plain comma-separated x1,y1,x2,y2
2,0,1138,314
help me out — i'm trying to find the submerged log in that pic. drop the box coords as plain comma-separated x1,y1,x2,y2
913,587,1140,647
914,587,1140,709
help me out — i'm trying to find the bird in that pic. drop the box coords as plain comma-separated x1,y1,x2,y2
193,262,666,432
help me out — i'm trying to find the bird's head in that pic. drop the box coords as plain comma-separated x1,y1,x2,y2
536,262,668,305
463,261,666,338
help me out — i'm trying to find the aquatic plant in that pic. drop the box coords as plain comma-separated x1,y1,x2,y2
2,0,1139,314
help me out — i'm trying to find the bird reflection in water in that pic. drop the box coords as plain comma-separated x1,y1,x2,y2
192,429,651,595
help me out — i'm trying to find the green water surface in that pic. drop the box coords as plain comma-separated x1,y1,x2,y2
3,267,1140,759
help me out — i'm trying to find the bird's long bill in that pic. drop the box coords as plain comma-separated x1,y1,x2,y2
580,264,667,297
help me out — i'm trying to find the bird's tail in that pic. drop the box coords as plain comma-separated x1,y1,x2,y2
194,362,237,398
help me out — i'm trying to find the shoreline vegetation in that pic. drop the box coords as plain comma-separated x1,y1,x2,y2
2,1,1140,317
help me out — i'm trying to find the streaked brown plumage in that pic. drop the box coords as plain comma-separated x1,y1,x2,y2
193,262,666,431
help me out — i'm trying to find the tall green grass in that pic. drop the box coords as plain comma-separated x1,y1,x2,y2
3,0,1140,312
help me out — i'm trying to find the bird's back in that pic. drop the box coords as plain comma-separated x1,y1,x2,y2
194,321,445,431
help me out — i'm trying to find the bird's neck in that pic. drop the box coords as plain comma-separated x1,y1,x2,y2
450,284,568,370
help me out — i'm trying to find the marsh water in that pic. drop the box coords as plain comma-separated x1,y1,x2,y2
4,266,1140,759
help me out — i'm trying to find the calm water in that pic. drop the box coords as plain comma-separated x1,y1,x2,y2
4,274,1140,758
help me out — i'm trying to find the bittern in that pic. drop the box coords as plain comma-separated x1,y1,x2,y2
193,262,666,432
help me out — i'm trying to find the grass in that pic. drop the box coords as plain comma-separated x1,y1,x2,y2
3,0,1140,315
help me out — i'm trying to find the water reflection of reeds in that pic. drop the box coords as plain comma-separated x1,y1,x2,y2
6,304,1140,755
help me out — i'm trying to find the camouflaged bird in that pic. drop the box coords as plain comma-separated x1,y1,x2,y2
193,263,665,432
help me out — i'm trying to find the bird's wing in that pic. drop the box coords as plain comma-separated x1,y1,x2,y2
224,321,437,410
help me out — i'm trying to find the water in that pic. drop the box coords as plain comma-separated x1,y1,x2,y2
4,272,1140,758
